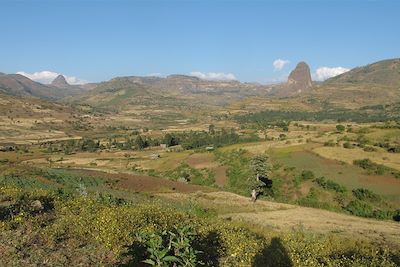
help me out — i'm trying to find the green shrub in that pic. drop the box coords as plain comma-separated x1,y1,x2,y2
345,200,374,217
315,177,347,193
300,170,315,181
294,170,315,188
297,188,336,210
352,188,380,202
336,124,345,132
343,142,354,149
165,162,215,186
353,159,388,175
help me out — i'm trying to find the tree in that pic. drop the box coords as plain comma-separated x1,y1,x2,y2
81,138,100,152
249,154,271,201
135,135,146,150
163,133,179,147
336,124,345,132
208,124,215,134
251,154,269,178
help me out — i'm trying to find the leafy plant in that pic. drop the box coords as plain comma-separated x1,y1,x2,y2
140,232,180,267
138,225,201,267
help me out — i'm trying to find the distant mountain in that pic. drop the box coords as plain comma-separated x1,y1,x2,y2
51,75,70,88
308,58,400,108
0,74,61,99
69,74,274,108
0,73,88,99
325,58,400,87
104,74,269,96
4,57,399,110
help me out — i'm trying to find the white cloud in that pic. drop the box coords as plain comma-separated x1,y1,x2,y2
314,66,350,81
189,71,236,81
16,70,88,85
273,59,290,71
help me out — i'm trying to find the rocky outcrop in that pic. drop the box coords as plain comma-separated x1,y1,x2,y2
51,75,70,88
270,61,313,97
287,62,313,93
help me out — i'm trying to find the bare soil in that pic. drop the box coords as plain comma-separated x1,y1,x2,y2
69,169,214,193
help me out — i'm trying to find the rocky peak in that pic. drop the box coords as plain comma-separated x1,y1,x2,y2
51,75,70,88
287,61,312,93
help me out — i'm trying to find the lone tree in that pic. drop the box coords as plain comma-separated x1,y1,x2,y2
208,124,215,134
336,124,345,132
163,133,179,147
250,154,272,201
135,135,146,150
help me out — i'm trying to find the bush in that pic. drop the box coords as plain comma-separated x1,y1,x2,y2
352,188,380,202
297,188,335,210
393,210,400,221
353,159,387,175
315,177,347,193
294,170,316,188
336,124,345,132
387,145,400,153
345,199,374,217
165,162,215,186
300,170,315,181
343,142,354,149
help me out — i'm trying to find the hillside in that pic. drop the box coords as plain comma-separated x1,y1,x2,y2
304,58,400,109
0,93,113,144
67,74,275,108
0,73,86,99
0,164,399,266
326,58,400,87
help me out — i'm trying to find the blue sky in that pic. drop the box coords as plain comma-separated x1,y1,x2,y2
1,0,399,84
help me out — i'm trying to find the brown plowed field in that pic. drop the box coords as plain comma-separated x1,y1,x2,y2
69,169,214,193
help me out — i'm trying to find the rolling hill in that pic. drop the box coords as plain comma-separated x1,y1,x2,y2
305,58,400,109
66,74,275,109
326,58,400,87
0,73,86,99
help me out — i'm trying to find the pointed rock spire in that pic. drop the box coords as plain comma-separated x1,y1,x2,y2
51,74,70,88
287,61,312,93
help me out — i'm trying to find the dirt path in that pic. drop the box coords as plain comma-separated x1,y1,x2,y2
159,191,400,249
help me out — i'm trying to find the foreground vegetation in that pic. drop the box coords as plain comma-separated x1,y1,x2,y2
1,184,399,266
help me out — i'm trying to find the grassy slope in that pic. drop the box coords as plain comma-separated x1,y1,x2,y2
1,169,399,266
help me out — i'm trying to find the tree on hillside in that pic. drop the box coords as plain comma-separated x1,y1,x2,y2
336,124,345,132
208,124,215,134
250,154,272,201
163,133,179,147
251,154,269,178
135,135,146,150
